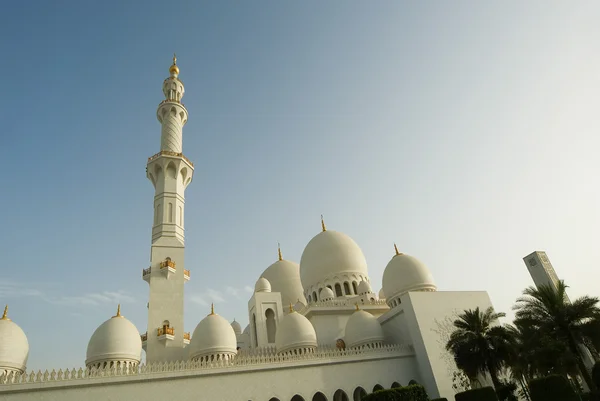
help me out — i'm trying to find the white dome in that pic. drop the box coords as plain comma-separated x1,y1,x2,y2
260,259,306,306
300,230,369,293
242,324,250,335
85,308,141,368
0,309,29,373
378,288,385,299
357,280,372,295
344,309,384,349
382,253,436,302
255,277,271,293
275,311,317,354
319,287,335,301
231,319,242,335
189,312,237,361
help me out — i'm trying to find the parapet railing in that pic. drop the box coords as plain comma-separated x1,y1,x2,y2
147,151,194,167
0,344,413,386
299,298,388,314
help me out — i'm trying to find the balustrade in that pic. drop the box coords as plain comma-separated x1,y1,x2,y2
147,150,194,167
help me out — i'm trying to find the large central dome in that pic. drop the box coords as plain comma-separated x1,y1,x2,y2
299,229,369,297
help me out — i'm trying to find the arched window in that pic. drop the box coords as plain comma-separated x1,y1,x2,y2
343,282,351,295
252,313,258,347
352,281,358,294
312,291,317,302
391,382,401,388
168,202,173,223
333,390,348,401
312,392,328,401
291,395,306,401
353,387,367,401
179,206,183,226
334,283,343,297
373,384,384,392
308,294,312,303
265,308,276,343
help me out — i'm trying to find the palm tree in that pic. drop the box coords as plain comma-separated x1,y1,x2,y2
513,280,600,391
446,306,514,389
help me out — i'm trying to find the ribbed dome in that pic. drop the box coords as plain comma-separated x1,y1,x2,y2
260,259,306,306
319,287,335,301
344,309,384,349
382,253,436,303
189,311,237,361
255,277,271,293
231,319,242,335
0,308,29,373
357,280,372,295
85,308,141,368
300,230,369,291
275,311,317,354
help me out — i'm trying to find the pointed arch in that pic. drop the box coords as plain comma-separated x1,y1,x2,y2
353,387,367,401
265,308,276,343
312,392,327,401
291,395,306,401
372,384,384,392
333,390,348,401
391,382,401,388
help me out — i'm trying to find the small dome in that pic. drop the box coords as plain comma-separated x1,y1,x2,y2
231,319,242,335
378,288,385,299
382,252,436,303
357,281,372,295
344,309,384,349
0,306,29,373
85,306,141,368
300,229,369,292
189,309,237,361
275,311,317,354
242,324,250,335
260,258,306,306
255,277,272,293
319,287,335,301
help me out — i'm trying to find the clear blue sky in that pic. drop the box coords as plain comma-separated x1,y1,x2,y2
1,1,599,371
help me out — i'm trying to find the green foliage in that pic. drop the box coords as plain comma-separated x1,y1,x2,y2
408,380,418,385
445,307,513,387
593,361,600,389
451,371,471,393
362,385,428,401
513,281,600,390
528,374,578,401
454,387,498,401
495,382,518,401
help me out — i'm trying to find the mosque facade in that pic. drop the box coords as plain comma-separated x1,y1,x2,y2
0,57,495,401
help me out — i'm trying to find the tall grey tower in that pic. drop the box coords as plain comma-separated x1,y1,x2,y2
523,251,569,302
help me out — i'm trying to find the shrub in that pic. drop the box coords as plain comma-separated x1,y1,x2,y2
495,382,518,401
455,386,498,401
362,385,428,401
528,374,578,401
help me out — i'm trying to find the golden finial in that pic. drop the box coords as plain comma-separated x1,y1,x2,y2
394,243,403,256
1,305,9,321
210,303,215,315
278,242,283,261
169,53,180,75
355,303,359,311
289,303,294,313
321,215,327,232
113,304,122,318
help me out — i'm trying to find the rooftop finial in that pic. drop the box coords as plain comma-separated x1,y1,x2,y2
1,305,9,320
321,214,327,232
355,303,360,311
394,243,401,256
278,242,283,261
210,303,215,315
113,304,122,318
289,303,294,313
169,53,180,75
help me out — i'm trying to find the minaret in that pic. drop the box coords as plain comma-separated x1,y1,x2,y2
143,55,194,363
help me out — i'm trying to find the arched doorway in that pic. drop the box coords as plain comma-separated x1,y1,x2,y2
265,308,276,343
353,387,367,401
333,389,348,401
372,384,384,392
391,382,401,388
312,392,327,401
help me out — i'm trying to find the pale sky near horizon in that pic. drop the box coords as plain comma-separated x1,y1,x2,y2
1,1,599,371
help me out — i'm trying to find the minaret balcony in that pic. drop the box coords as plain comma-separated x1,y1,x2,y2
157,326,175,342
183,332,191,345
160,259,177,279
142,267,152,283
147,150,194,167
184,269,190,282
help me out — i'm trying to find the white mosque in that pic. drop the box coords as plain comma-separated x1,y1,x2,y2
0,57,495,401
